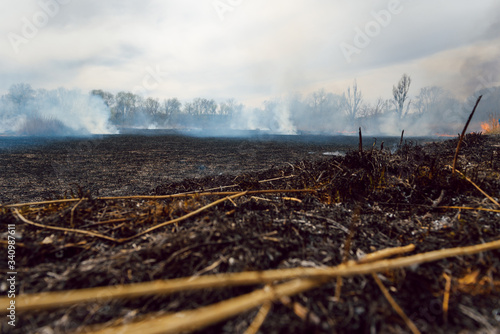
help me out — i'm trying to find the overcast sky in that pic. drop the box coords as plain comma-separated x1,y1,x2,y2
1,0,499,106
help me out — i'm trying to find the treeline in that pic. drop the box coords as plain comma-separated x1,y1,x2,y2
90,90,244,129
90,74,499,135
87,75,413,131
1,76,499,136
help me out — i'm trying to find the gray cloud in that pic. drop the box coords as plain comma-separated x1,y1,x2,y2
1,0,499,103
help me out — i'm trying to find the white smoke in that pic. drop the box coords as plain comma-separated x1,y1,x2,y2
0,86,117,136
230,107,263,131
230,99,297,135
272,103,297,134
37,89,117,134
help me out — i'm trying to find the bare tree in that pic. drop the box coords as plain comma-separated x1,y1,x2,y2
219,98,243,116
308,89,328,113
115,91,138,115
362,97,389,117
185,98,217,115
392,74,411,119
7,83,35,112
306,89,342,116
164,98,181,115
342,79,363,121
414,86,444,115
144,97,161,115
160,98,181,126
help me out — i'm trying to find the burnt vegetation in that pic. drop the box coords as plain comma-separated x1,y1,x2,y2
1,132,499,333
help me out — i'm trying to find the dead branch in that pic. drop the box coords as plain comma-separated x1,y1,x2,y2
359,127,363,155
452,95,483,175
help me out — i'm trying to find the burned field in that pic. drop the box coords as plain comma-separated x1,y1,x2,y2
1,132,500,333
0,132,380,204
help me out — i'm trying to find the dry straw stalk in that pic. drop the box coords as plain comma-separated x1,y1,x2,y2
2,239,499,313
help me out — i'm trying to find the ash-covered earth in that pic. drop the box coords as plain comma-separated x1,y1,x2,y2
0,130,439,204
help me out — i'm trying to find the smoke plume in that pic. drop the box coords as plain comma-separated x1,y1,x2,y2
0,85,117,136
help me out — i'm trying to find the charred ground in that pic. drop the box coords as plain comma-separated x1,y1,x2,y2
0,132,419,204
0,132,499,333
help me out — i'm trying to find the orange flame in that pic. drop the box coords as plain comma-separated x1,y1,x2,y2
481,122,491,132
480,115,500,134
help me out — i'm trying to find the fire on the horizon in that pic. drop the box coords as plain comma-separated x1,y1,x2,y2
480,115,500,134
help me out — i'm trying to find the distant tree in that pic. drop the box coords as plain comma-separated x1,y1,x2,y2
183,101,194,115
164,98,181,115
135,95,145,114
144,97,161,115
306,89,342,118
219,98,243,115
414,86,444,115
283,90,341,132
114,91,138,115
160,98,181,125
112,91,139,125
362,97,390,117
218,100,230,115
185,98,218,115
392,74,412,119
90,90,115,108
201,98,218,115
308,89,328,113
342,79,363,121
6,83,35,112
